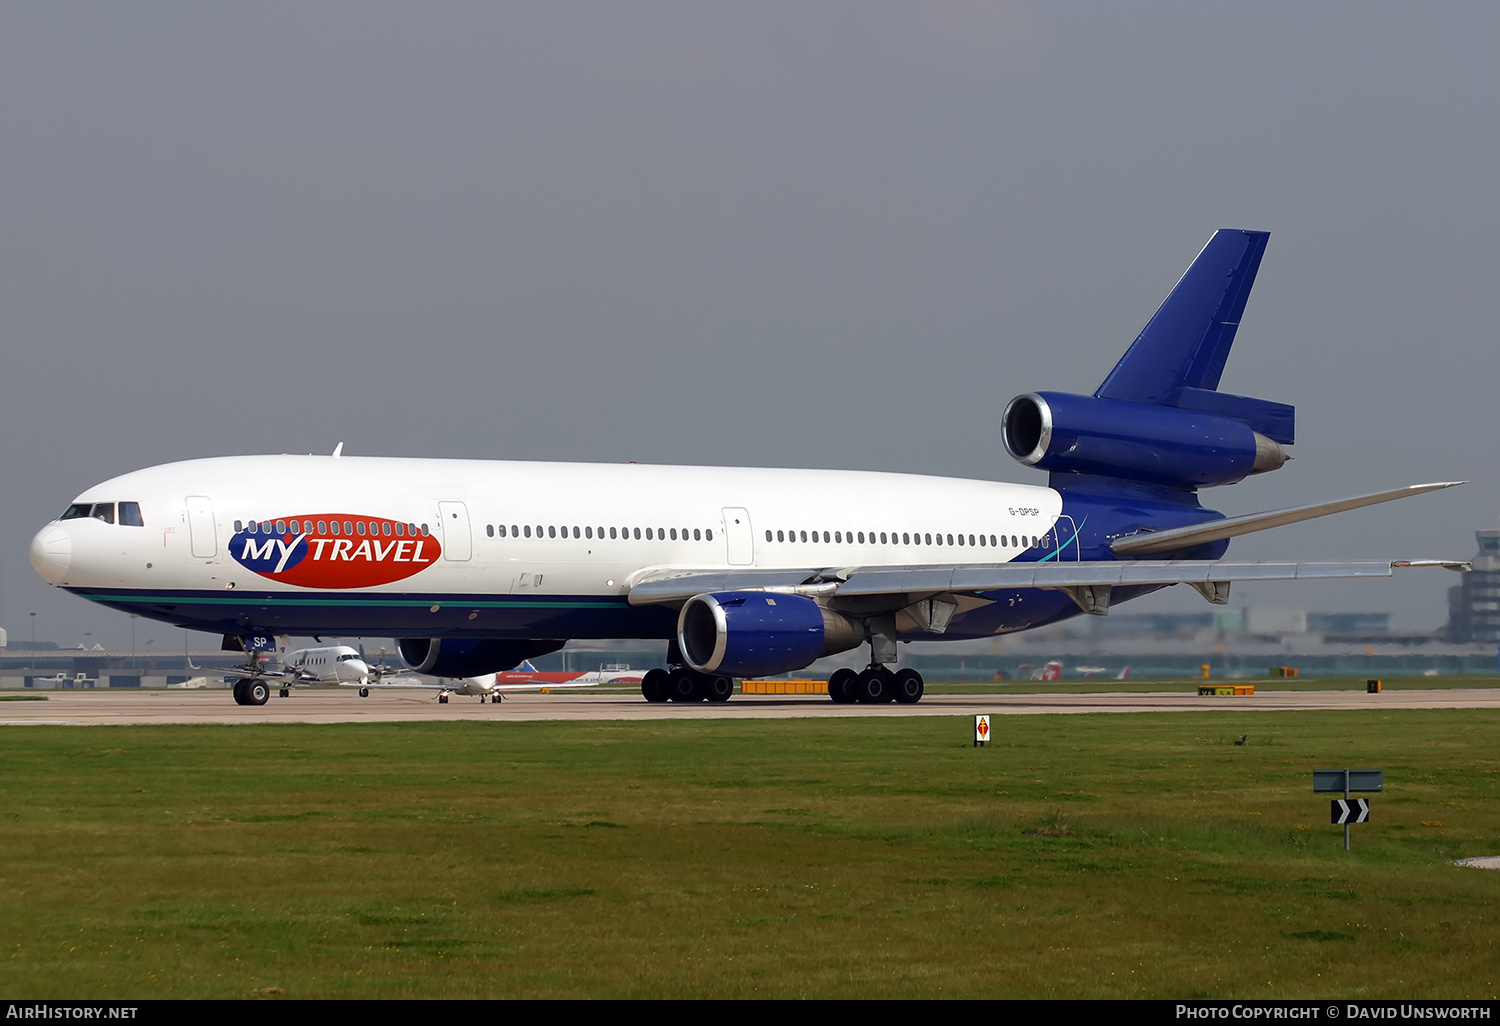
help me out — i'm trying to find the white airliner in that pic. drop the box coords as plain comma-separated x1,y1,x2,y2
29,230,1468,707
359,660,625,704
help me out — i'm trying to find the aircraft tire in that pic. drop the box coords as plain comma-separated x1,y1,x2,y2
231,678,250,705
855,668,890,704
246,679,270,706
706,675,734,702
893,668,924,704
358,687,369,698
669,670,704,702
641,668,670,703
278,688,290,699
827,667,856,704
439,694,449,704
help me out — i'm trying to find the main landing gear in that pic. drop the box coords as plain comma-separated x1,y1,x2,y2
826,665,924,704
636,631,926,705
826,618,924,704
232,677,270,706
640,666,735,704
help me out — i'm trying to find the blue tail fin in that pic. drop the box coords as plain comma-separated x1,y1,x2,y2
1094,229,1293,444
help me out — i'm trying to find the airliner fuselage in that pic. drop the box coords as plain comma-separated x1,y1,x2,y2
31,454,1112,642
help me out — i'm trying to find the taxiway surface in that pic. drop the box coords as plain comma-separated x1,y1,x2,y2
2,686,1499,726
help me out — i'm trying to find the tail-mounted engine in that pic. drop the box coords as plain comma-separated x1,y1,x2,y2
1002,391,1288,490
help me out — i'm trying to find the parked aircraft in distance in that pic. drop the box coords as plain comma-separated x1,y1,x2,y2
30,230,1468,707
353,660,641,704
493,660,648,688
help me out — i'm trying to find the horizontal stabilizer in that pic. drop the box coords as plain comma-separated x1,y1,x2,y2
1174,387,1295,445
1110,481,1465,557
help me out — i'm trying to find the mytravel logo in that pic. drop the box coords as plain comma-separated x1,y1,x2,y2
229,515,442,588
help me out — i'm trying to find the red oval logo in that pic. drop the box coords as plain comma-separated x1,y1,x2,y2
230,515,442,588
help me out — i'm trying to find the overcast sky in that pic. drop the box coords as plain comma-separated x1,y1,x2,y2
2,2,1495,648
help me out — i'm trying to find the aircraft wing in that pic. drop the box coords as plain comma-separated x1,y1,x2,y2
627,558,1469,617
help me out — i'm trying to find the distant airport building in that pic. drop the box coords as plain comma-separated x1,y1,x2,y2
1446,530,1500,643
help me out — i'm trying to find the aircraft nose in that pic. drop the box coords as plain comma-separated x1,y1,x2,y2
30,524,72,585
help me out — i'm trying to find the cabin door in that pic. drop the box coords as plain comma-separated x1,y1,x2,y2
437,501,472,561
185,496,217,558
722,507,754,565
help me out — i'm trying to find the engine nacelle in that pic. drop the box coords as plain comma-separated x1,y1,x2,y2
396,638,565,678
1001,391,1287,489
677,592,862,679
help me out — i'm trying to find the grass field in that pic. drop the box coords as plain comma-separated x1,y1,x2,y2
2,707,1498,999
924,675,1500,695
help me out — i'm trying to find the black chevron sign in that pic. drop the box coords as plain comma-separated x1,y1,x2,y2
1331,798,1371,824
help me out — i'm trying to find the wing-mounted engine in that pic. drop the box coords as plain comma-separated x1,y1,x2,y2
396,637,565,678
1002,391,1288,489
677,592,862,678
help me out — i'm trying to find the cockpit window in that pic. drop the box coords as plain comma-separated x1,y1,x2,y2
91,503,115,525
61,503,92,520
119,502,144,527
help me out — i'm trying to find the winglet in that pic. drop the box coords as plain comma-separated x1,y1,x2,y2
332,442,344,458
